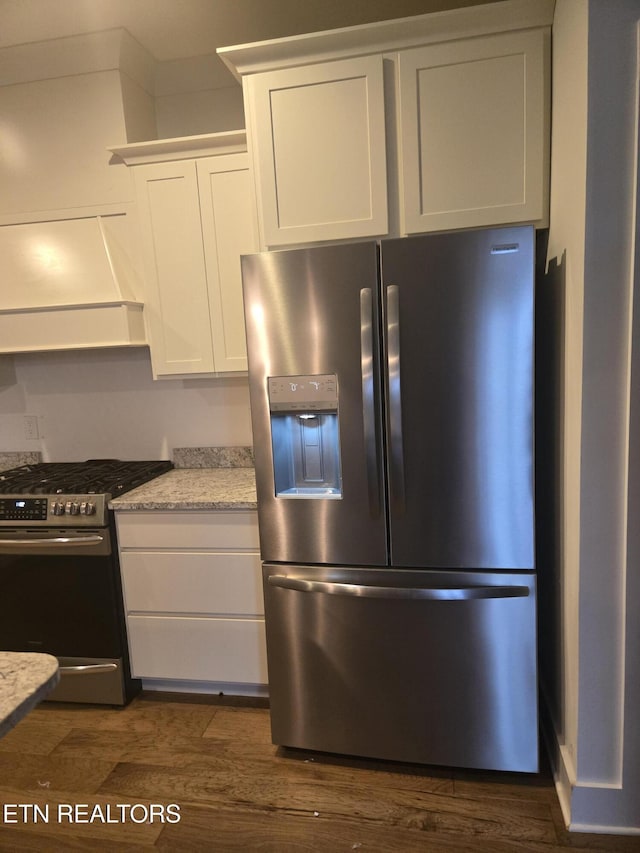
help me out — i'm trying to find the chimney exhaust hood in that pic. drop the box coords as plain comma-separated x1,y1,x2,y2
0,214,146,354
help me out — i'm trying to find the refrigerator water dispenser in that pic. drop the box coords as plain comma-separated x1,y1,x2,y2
268,374,342,498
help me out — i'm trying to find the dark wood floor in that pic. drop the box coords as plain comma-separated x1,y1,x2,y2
0,692,638,852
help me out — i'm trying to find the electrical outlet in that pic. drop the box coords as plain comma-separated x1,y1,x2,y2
24,415,39,440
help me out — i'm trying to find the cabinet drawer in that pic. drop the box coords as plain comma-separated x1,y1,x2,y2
127,615,267,684
121,551,263,615
116,511,259,549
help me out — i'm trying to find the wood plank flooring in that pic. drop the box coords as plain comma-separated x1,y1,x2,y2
0,692,637,851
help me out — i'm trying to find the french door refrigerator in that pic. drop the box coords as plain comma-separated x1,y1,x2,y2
241,226,538,772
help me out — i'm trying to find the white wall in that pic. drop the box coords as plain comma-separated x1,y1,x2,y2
0,70,134,218
544,0,588,790
572,0,640,828
547,0,640,833
154,55,245,138
156,85,245,137
0,30,159,220
0,348,253,461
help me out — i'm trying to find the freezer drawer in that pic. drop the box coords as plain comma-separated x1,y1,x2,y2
263,564,538,772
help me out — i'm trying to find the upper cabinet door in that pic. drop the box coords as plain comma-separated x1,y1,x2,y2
246,55,388,246
134,161,216,375
398,29,549,233
132,149,258,378
197,153,260,373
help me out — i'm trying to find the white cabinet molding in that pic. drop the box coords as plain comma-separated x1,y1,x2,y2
108,130,248,165
218,0,555,78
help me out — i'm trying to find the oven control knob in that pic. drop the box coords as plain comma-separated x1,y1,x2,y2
52,500,65,516
66,501,81,515
81,501,96,516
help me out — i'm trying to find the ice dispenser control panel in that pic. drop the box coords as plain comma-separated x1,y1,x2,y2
268,375,338,412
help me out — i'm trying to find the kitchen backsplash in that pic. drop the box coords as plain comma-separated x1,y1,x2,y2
173,446,254,468
2,349,253,461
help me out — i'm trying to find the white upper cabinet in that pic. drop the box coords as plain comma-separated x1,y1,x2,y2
134,159,215,375
245,55,388,246
197,155,258,372
219,0,554,246
398,29,548,233
112,133,260,378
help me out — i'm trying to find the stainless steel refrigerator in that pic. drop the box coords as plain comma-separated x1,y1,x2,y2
241,226,538,772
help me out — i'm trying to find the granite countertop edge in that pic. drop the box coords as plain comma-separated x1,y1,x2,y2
109,467,257,512
0,653,60,739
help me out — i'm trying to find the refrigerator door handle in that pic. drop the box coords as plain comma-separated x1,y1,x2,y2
387,284,406,513
360,287,381,518
268,575,530,601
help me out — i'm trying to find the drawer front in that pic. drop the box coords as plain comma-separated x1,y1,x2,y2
121,551,263,615
116,511,259,550
127,615,267,684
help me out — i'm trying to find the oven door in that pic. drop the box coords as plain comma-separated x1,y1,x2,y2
0,527,134,704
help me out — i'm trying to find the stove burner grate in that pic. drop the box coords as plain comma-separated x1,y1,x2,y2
0,460,172,496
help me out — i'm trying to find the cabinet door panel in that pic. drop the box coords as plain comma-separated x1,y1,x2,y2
127,615,267,683
399,29,548,232
134,161,215,375
197,153,259,372
116,511,259,550
248,55,388,245
121,551,263,615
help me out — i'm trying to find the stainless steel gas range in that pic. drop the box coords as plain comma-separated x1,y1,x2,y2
0,460,172,705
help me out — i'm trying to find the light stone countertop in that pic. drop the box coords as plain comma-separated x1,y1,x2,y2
109,467,257,511
0,653,60,738
0,451,41,472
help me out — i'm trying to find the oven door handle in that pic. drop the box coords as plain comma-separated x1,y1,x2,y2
0,535,105,547
58,662,118,675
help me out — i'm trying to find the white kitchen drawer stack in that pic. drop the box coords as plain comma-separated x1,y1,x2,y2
116,511,267,688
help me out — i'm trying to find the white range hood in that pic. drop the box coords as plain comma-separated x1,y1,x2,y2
0,214,146,353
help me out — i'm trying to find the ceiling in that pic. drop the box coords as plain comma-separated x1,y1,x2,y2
0,0,504,62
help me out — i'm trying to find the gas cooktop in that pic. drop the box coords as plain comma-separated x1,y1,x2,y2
0,459,172,526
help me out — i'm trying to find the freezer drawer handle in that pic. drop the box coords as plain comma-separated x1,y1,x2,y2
268,575,529,600
386,285,406,513
58,663,118,676
360,287,381,518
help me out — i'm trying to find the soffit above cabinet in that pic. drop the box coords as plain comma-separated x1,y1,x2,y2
218,0,555,77
0,28,155,91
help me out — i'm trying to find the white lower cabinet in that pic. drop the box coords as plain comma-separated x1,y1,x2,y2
126,617,266,684
116,511,267,688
